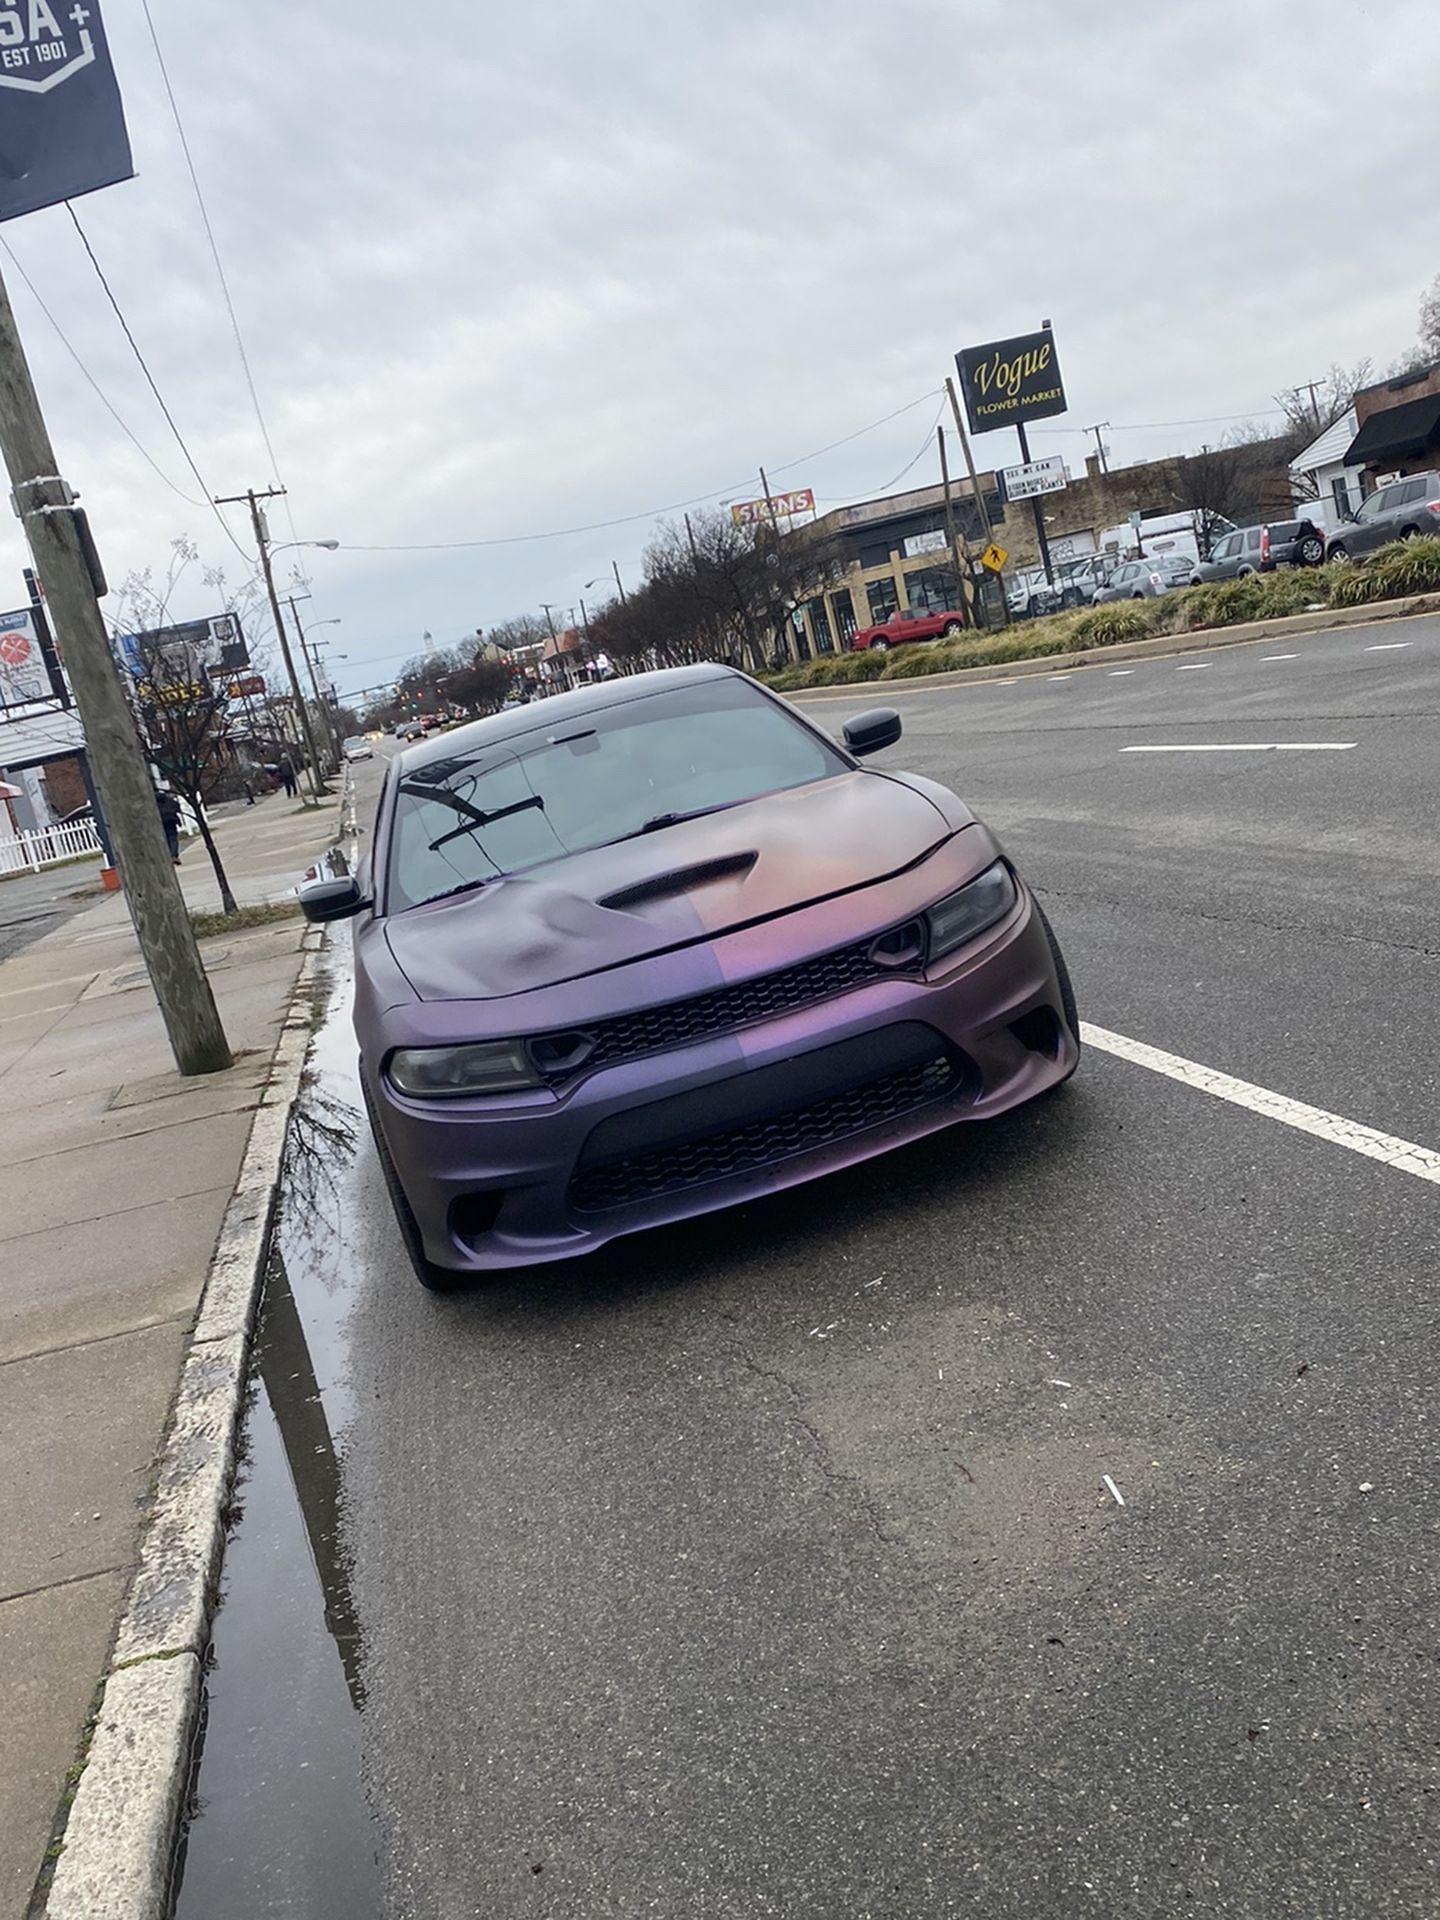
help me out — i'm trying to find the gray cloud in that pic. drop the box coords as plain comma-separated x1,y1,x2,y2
0,0,1430,694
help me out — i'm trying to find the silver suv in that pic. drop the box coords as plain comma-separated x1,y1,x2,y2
1326,471,1440,561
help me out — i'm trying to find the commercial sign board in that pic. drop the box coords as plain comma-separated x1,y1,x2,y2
0,0,134,223
730,488,815,528
119,614,247,681
1000,455,1069,502
955,328,1067,436
0,608,50,707
902,529,949,559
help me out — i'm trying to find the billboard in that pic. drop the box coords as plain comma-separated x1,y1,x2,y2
119,615,248,681
955,328,1067,436
730,488,815,528
1000,455,1069,501
0,0,134,223
0,608,51,708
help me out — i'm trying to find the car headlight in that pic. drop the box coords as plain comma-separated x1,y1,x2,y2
388,1041,541,1097
925,861,1018,962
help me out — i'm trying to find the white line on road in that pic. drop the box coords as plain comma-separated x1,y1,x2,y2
1365,642,1412,651
1120,743,1357,753
1176,662,1210,670
1263,653,1299,661
1047,674,1071,681
1081,1024,1440,1188
1108,669,1136,676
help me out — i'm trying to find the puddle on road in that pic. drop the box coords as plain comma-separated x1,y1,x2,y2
173,950,379,1920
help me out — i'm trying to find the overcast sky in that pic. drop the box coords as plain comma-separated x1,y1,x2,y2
0,0,1430,700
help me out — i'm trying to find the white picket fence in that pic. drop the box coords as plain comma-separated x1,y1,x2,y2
0,818,104,876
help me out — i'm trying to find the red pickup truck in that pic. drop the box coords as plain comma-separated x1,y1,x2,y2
849,607,965,652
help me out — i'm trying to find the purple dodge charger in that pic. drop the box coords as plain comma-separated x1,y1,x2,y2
300,665,1079,1289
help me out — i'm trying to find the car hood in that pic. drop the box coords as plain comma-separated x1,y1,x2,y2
382,772,956,1004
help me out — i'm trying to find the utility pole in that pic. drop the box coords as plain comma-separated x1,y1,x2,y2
217,488,326,801
287,596,338,774
756,467,793,664
0,263,231,1075
944,377,995,537
612,559,627,602
1085,423,1111,475
937,427,978,629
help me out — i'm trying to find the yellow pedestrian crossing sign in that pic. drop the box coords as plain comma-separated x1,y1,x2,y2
981,542,1009,573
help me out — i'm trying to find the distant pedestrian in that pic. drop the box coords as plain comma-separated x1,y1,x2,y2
278,755,298,798
156,786,182,866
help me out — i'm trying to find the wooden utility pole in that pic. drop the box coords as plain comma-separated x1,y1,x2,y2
937,427,978,629
611,559,627,602
287,596,338,774
217,488,326,800
0,264,231,1074
944,377,994,537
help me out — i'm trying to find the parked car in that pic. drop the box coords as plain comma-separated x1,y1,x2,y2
1010,555,1114,618
298,665,1080,1290
850,606,966,651
1189,519,1325,583
1325,471,1440,562
1092,554,1196,600
343,735,374,762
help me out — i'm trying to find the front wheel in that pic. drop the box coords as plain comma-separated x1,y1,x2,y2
1033,898,1080,1078
1327,544,1351,565
870,637,890,653
941,619,962,636
361,1077,468,1292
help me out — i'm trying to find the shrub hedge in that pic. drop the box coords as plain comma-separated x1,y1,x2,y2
756,538,1439,694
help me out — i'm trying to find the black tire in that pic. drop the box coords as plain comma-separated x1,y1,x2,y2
870,637,890,653
1033,898,1080,1072
941,619,962,636
1237,565,1255,578
1297,535,1325,566
1400,525,1421,540
1061,588,1084,609
1328,543,1351,565
361,1075,468,1293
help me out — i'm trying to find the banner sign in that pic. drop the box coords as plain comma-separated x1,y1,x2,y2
1000,454,1069,501
730,488,815,528
0,607,50,707
955,328,1067,436
119,615,245,681
0,0,134,224
903,529,949,559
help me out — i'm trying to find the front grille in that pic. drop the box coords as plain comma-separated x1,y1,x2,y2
532,932,920,1082
569,1052,959,1213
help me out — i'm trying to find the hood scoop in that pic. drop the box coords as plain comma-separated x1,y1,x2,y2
599,851,759,914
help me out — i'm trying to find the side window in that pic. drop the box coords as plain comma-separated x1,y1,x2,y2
1397,478,1427,505
1212,535,1236,560
1355,490,1385,522
1375,485,1403,514
1244,528,1264,552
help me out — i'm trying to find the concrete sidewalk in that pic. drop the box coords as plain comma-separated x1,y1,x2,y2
0,789,339,1919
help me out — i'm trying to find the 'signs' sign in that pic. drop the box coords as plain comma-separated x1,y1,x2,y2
955,328,1067,436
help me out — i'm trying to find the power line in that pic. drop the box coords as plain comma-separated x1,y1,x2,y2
63,203,251,563
343,388,945,553
0,235,207,507
139,0,298,541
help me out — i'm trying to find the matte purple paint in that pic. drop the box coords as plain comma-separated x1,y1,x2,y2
346,667,1078,1277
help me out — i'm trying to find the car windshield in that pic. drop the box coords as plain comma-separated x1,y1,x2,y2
384,676,846,911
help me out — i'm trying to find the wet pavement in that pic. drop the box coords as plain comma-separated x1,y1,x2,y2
172,656,1440,1918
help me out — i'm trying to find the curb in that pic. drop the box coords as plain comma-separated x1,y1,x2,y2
39,921,329,1920
787,590,1440,700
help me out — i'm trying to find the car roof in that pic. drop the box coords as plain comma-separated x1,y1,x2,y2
392,663,741,773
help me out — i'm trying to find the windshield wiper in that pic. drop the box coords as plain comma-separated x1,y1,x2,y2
419,876,496,906
613,801,742,844
426,791,546,854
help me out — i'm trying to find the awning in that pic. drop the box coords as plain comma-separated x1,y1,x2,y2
1343,393,1440,467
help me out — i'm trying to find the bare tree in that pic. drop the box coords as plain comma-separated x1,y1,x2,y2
1273,361,1373,451
130,626,240,912
1418,272,1440,363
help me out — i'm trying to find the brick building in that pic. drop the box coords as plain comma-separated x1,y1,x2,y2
1342,361,1440,485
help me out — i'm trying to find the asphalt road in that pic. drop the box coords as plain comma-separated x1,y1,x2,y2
191,620,1440,1919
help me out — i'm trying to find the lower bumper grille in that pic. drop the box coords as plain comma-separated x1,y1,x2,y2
569,1052,961,1214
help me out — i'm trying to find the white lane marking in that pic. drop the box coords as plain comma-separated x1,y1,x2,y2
1176,662,1210,671
1120,743,1356,753
1081,1024,1440,1188
1365,642,1412,651
1263,653,1299,661
1047,674,1071,682
1102,1475,1127,1508
1108,669,1136,677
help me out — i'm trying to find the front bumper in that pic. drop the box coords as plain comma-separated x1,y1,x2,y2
367,859,1077,1274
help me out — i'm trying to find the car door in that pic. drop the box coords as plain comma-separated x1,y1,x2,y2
1384,477,1429,539
1199,532,1238,582
1347,485,1399,555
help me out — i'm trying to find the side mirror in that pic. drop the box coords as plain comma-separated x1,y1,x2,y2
297,852,370,922
844,708,903,757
